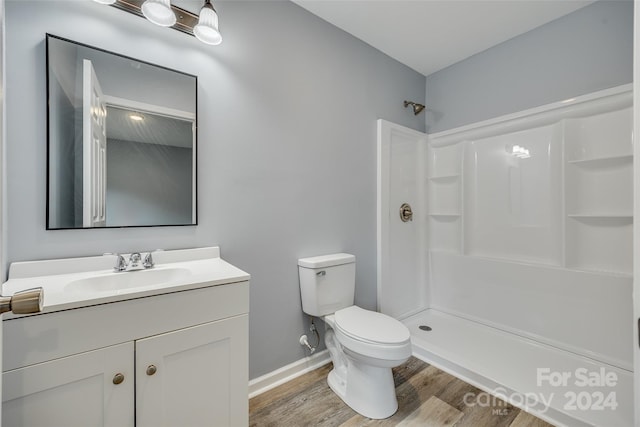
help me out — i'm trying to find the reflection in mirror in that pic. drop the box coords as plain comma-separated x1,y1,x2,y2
105,106,194,227
46,34,197,229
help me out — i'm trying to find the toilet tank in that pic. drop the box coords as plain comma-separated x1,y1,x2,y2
298,253,356,317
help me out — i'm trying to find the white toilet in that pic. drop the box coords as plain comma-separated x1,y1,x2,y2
298,253,411,419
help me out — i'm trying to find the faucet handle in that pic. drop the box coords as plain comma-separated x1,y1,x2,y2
143,252,154,269
114,254,127,272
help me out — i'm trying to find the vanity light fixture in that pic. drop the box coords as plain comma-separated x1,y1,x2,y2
194,0,222,45
141,0,176,27
129,113,145,122
92,0,222,46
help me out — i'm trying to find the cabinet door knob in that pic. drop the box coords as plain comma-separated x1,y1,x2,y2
113,373,125,385
146,365,157,376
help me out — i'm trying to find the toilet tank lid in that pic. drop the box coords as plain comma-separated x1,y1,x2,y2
298,253,355,268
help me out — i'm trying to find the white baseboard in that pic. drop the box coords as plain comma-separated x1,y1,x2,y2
248,350,331,399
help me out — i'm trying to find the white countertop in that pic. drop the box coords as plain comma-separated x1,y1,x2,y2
2,247,250,316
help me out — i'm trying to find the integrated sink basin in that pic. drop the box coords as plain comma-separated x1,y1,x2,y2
65,267,192,294
1,247,250,314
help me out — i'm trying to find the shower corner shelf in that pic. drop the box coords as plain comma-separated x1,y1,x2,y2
566,265,633,279
428,248,462,256
564,112,633,276
566,153,633,166
428,174,460,181
567,214,633,219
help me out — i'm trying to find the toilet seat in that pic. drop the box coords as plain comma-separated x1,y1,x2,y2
331,306,411,361
334,306,410,344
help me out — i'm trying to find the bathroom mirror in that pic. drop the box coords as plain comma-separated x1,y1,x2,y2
46,34,197,229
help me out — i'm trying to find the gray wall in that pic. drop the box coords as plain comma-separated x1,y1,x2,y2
106,139,193,227
5,1,425,379
425,0,633,133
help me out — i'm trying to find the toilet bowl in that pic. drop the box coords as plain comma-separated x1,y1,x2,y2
324,306,411,419
298,253,411,419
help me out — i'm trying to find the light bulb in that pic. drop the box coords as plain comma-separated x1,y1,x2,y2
141,0,176,27
194,0,222,45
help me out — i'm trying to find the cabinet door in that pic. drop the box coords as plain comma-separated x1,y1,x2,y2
136,314,248,427
2,342,134,427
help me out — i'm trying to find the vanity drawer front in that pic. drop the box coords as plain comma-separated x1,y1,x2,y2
3,281,249,371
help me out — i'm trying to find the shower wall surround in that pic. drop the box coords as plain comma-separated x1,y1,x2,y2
428,86,633,370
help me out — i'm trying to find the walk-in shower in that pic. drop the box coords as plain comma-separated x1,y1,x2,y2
378,85,633,427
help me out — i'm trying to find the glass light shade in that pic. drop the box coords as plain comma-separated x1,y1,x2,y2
141,0,176,27
93,0,117,4
194,3,222,45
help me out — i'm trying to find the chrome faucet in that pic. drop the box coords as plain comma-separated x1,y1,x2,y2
128,253,143,271
113,252,155,272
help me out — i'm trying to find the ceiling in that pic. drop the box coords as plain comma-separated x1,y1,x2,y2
292,0,594,76
106,106,193,148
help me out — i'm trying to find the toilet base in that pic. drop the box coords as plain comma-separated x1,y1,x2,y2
327,360,399,419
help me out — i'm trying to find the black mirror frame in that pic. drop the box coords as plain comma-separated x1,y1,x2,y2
45,34,198,230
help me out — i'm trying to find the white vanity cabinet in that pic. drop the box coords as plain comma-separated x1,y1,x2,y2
2,265,250,427
136,315,249,427
3,342,135,427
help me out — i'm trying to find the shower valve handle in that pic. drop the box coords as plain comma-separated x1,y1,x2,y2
400,203,413,222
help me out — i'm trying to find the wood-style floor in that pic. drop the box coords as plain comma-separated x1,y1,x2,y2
249,357,555,427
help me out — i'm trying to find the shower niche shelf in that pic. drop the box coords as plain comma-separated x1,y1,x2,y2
429,178,461,213
567,153,632,165
428,143,463,178
567,214,632,218
428,174,460,181
427,143,464,254
565,216,632,275
428,216,461,254
565,161,632,217
564,108,633,161
563,106,633,276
